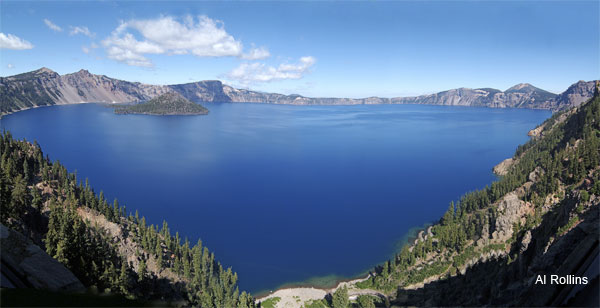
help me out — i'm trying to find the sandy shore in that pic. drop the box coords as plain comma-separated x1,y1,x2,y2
256,275,385,308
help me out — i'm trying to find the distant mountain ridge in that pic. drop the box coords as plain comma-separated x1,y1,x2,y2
0,68,171,115
1,67,597,115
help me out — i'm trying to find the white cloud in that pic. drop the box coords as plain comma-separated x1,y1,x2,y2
70,26,95,38
7,64,14,69
43,19,62,32
102,31,162,67
226,56,316,84
82,42,100,54
0,33,34,50
241,46,270,60
105,45,154,67
102,15,270,67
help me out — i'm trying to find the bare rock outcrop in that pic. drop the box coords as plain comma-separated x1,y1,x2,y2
76,207,182,284
492,193,527,242
552,80,598,110
493,158,514,176
528,125,544,137
0,224,85,292
528,167,544,182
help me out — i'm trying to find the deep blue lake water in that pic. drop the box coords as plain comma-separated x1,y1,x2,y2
1,103,550,293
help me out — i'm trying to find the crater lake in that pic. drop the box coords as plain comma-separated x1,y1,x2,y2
1,103,550,293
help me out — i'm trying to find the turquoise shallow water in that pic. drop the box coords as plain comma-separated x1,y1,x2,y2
1,102,550,293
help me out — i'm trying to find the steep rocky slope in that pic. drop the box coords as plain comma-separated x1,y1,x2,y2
0,132,255,307
257,86,600,308
0,68,170,115
552,80,599,110
168,80,231,103
390,83,556,109
0,224,84,292
354,87,600,307
1,68,597,116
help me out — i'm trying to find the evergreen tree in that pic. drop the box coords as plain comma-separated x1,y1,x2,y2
138,259,147,283
441,201,454,225
23,159,30,183
357,295,376,308
332,286,349,308
10,174,29,220
155,239,164,268
174,254,182,275
0,174,12,223
119,260,129,294
183,253,192,280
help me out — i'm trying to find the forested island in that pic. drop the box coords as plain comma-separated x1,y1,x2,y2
114,92,208,116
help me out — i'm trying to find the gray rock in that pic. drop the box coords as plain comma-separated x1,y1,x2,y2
552,80,598,110
494,193,527,242
529,167,544,182
493,158,514,176
417,230,425,242
520,230,532,253
0,224,85,292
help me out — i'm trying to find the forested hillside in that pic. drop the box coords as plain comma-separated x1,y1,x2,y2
354,84,600,306
0,132,254,307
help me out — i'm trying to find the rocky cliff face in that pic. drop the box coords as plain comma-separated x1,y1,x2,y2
0,224,85,292
222,84,392,105
188,80,596,110
58,69,171,105
1,67,597,116
0,68,170,114
388,94,600,307
552,80,598,110
169,80,231,103
390,83,559,109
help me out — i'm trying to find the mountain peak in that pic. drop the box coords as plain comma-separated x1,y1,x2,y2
506,83,535,92
70,69,93,77
35,67,57,75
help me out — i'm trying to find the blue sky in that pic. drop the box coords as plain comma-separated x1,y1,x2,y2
1,1,598,97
